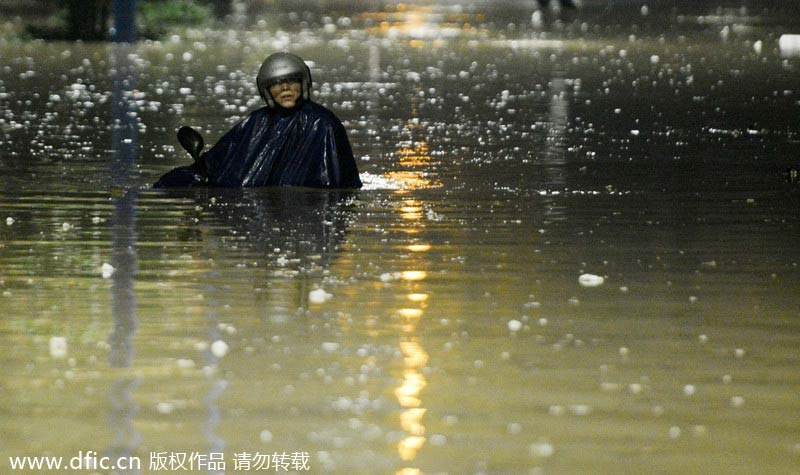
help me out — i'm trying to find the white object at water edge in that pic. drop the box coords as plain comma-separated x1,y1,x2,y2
779,34,800,57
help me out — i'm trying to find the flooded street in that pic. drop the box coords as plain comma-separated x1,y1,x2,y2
1,2,799,474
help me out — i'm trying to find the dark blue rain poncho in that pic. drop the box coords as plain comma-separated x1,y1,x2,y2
154,100,361,189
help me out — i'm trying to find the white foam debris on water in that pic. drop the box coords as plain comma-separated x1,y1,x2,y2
380,272,401,282
359,172,417,190
176,359,195,369
194,341,209,352
218,323,237,335
5,217,13,225
157,402,175,414
210,340,229,358
49,336,68,359
531,10,544,29
507,319,522,332
61,222,72,231
669,426,681,439
259,430,273,443
321,342,340,353
753,40,763,54
779,34,800,57
731,396,745,408
569,404,592,416
683,384,696,396
309,288,333,304
529,440,554,458
579,273,605,287
100,263,115,279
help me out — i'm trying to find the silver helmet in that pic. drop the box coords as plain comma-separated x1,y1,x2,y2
256,52,312,108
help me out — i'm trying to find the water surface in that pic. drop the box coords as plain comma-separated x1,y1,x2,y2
1,3,799,474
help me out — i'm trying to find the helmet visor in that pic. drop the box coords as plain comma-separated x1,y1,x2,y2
265,72,304,89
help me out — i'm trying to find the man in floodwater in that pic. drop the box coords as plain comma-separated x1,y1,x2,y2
155,52,362,189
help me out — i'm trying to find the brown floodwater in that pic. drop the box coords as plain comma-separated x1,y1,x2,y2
1,2,799,474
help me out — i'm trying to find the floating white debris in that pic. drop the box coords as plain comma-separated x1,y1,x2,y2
321,342,340,353
49,336,68,359
61,222,72,231
507,319,522,332
683,384,696,396
531,10,543,29
779,34,800,58
731,396,745,408
100,263,115,279
259,429,273,443
529,441,554,458
569,405,592,416
5,217,13,225
157,402,175,414
309,288,333,304
734,348,746,358
753,40,763,54
669,426,681,439
429,434,447,446
176,359,195,369
579,274,605,287
210,340,229,358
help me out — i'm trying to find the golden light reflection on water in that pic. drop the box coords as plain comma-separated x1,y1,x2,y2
390,130,434,472
400,270,427,281
406,244,431,252
383,122,442,190
358,3,485,45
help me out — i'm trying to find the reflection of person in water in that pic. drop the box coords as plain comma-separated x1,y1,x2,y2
175,188,357,277
537,0,576,9
156,52,362,189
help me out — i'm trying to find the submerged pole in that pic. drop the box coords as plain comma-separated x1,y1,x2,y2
113,0,137,43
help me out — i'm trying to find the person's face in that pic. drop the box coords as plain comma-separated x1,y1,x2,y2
269,79,302,108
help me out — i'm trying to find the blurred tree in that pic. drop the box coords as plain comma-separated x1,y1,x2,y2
65,0,112,40
27,0,214,40
204,0,232,19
